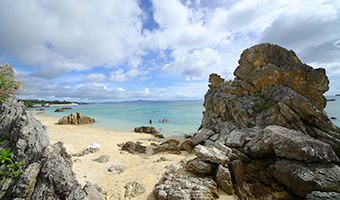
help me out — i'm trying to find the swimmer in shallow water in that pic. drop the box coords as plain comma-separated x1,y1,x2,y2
149,119,152,124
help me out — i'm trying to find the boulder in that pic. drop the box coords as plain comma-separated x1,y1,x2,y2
179,140,193,153
186,158,217,175
58,112,95,125
107,165,125,174
153,144,181,155
205,141,233,158
55,107,64,112
83,182,104,200
124,181,146,199
192,128,215,145
134,126,157,134
247,125,339,162
93,155,110,163
160,139,179,146
229,160,245,185
271,159,340,197
134,126,164,138
226,129,247,147
194,145,229,165
214,164,233,195
121,141,146,154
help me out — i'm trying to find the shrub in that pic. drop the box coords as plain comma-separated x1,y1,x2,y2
0,63,22,101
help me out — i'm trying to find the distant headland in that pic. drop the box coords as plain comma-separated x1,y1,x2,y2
19,99,89,107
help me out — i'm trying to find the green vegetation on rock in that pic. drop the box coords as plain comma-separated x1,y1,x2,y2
0,63,22,101
0,136,25,184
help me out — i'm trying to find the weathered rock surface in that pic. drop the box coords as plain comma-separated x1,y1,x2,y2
186,158,217,175
134,126,157,134
58,111,95,125
153,174,219,200
247,125,340,162
0,98,102,199
179,140,193,153
214,164,233,195
153,144,181,155
72,148,100,157
134,126,164,138
121,141,147,154
229,160,245,186
124,181,146,199
194,145,229,165
201,43,340,157
55,107,65,112
93,155,110,163
192,128,215,145
107,164,125,174
185,43,340,199
271,159,340,197
83,181,104,200
306,191,340,200
226,129,246,147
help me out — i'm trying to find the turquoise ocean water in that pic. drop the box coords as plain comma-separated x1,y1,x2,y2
35,100,205,138
32,96,340,138
324,96,340,128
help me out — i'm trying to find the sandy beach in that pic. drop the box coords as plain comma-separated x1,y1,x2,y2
34,114,235,200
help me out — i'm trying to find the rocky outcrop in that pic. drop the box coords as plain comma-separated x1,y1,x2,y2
55,107,72,112
0,98,103,199
134,126,164,138
202,43,340,156
58,111,95,125
174,43,340,200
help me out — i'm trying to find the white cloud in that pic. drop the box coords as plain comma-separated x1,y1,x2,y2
5,0,340,101
0,0,145,78
84,73,107,82
162,48,221,79
108,68,148,83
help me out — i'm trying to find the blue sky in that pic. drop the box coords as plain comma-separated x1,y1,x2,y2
0,0,339,102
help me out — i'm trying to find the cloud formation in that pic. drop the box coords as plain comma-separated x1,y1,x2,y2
1,0,339,101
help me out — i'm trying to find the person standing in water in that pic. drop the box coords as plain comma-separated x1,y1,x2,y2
149,119,152,124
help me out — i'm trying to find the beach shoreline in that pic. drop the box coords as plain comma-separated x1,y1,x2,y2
34,113,191,200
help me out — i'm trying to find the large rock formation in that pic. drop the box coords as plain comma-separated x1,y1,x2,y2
58,111,95,125
202,43,340,156
157,43,340,200
0,97,103,199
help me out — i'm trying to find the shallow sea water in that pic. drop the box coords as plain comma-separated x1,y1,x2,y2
33,96,340,138
37,100,205,138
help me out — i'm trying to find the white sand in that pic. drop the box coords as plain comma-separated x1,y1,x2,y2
34,114,236,200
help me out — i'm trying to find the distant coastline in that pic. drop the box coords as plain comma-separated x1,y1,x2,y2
19,99,89,108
